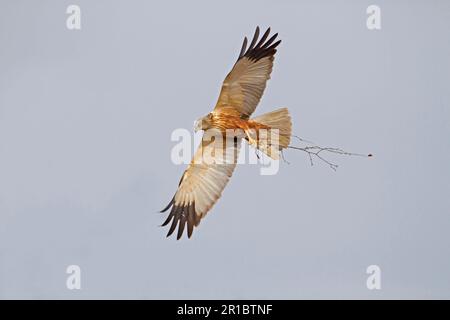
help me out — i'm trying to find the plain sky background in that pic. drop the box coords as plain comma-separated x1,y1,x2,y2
1,0,449,299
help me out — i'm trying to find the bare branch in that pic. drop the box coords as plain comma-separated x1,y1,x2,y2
287,136,372,171
281,150,290,165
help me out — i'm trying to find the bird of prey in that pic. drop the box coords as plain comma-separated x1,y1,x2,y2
161,27,292,239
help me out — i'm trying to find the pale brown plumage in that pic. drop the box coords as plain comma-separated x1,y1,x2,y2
214,26,281,119
161,27,288,239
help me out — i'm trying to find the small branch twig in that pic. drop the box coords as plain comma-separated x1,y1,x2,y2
281,150,290,165
287,136,372,171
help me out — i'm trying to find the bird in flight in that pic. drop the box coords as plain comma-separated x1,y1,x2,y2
161,27,292,239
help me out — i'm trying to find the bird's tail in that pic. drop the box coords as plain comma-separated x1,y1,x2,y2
247,107,292,160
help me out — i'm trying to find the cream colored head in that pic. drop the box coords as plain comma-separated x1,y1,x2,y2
193,113,213,132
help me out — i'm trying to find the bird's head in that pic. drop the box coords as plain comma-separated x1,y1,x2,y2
194,113,213,132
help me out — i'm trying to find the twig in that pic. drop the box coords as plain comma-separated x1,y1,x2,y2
292,134,315,145
287,137,372,171
281,150,290,165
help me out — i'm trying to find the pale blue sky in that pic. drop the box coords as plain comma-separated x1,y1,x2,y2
0,0,449,299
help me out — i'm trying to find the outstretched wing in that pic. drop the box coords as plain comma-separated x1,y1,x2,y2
161,135,241,239
213,26,281,119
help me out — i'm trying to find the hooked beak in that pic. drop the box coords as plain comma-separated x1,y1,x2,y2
193,120,201,132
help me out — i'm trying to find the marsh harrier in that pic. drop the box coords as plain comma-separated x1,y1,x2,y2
161,27,292,239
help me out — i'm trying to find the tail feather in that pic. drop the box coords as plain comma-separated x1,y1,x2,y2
247,107,292,159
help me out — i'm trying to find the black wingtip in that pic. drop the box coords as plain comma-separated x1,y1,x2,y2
176,213,186,240
162,201,198,240
160,197,174,213
166,206,180,237
239,26,281,62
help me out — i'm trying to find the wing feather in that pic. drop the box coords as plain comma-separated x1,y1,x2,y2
214,26,281,119
161,136,241,239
